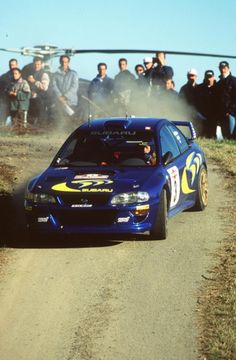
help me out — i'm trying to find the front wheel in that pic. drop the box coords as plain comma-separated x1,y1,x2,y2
193,165,209,211
150,189,168,240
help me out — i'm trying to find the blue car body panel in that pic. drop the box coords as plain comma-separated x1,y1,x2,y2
24,117,207,235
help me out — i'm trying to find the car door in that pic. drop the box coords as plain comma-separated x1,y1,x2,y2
159,124,193,216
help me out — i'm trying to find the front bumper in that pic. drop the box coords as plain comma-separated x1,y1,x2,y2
24,202,158,235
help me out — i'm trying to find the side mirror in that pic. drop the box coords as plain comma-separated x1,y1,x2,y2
162,151,173,165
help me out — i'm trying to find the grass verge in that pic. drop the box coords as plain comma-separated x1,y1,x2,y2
197,138,236,360
0,163,16,195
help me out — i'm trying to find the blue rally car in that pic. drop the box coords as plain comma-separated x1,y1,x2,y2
24,117,208,239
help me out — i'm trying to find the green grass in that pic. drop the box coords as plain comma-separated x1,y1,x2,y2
197,138,236,360
0,164,16,195
197,138,236,176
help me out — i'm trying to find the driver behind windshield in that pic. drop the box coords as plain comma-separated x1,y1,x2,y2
57,133,157,166
143,144,157,165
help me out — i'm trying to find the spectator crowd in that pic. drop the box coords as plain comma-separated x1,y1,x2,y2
0,52,235,139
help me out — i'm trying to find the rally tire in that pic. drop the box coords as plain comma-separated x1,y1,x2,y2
193,165,209,211
150,189,168,240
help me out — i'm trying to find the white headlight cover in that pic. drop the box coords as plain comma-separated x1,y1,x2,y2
25,192,56,204
111,191,149,205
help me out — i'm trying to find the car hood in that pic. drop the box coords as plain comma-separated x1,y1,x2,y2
32,167,160,194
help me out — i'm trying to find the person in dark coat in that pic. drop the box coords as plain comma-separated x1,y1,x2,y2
0,58,18,125
179,68,199,107
7,68,31,127
113,58,136,115
179,68,206,136
196,70,218,138
143,57,154,86
216,61,236,139
88,62,114,117
151,52,174,90
27,57,50,126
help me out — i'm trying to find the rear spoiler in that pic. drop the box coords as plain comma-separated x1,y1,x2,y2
172,121,197,141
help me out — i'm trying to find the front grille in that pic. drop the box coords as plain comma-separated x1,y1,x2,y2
58,193,111,206
53,209,117,226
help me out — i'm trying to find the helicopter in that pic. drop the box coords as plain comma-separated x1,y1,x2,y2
1,44,236,63
1,44,236,83
1,44,236,82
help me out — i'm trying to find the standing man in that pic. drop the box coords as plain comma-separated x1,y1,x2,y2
143,57,154,86
7,68,31,128
179,68,199,107
179,69,205,136
151,52,174,90
0,58,18,125
27,57,50,126
114,58,136,114
52,55,79,122
88,62,114,117
196,70,218,138
216,61,236,139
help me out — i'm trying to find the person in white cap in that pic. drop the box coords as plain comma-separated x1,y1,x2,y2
143,56,154,86
179,68,198,107
179,68,207,136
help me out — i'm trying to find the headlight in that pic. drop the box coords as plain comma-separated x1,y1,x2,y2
111,191,149,205
25,191,56,204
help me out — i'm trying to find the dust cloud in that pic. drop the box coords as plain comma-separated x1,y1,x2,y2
79,88,203,136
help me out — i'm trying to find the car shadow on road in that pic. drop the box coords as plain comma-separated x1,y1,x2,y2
1,183,149,249
5,233,124,249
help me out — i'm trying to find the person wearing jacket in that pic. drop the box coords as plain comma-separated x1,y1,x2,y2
27,57,50,126
216,61,236,139
7,67,31,128
88,62,114,117
151,52,174,90
52,55,79,120
0,58,18,125
196,70,218,138
113,58,136,114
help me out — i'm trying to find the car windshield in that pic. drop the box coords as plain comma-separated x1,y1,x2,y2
54,130,157,167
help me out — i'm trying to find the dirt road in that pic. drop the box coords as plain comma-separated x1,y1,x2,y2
0,161,227,360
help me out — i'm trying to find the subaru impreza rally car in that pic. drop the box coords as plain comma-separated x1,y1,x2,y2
24,117,208,239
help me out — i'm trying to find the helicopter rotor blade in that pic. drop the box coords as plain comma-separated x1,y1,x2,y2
0,47,45,58
67,49,236,59
0,48,23,54
1,47,236,60
0,47,62,57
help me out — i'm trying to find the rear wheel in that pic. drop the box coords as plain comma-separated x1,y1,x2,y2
150,189,168,240
193,165,208,210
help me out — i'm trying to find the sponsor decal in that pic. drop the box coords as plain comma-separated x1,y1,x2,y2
181,152,202,194
167,166,180,207
91,130,136,136
117,216,130,223
74,174,109,180
136,204,150,210
71,204,93,208
79,188,112,192
51,179,113,192
37,217,49,223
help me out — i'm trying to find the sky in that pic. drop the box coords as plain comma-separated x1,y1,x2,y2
0,0,236,91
